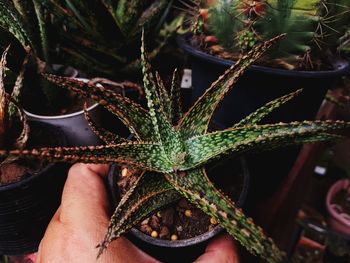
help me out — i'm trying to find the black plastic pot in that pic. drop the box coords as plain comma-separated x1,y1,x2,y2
0,121,70,255
177,35,350,125
177,35,350,203
107,157,249,263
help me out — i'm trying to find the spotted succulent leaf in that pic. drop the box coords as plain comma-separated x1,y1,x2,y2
0,1,34,49
1,142,171,172
83,105,128,145
43,74,153,141
32,0,50,63
141,33,186,161
97,171,180,257
115,0,151,36
233,89,303,128
164,168,285,263
178,34,286,139
169,68,182,125
131,0,170,37
184,120,350,169
155,71,171,122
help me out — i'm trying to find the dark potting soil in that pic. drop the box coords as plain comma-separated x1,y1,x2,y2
332,189,350,216
116,160,244,241
0,122,63,185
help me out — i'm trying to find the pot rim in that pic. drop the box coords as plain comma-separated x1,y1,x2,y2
23,77,99,120
177,34,350,78
24,103,99,120
326,179,350,226
108,157,249,248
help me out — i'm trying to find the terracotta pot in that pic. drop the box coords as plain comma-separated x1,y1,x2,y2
326,179,350,236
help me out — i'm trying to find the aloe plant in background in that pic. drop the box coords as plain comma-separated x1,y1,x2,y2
0,0,183,113
192,0,350,70
0,33,350,262
0,46,29,185
40,0,181,76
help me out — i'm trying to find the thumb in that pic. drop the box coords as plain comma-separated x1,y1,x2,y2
195,233,240,263
37,163,159,263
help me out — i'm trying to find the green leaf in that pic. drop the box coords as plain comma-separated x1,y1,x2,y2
32,0,50,63
0,142,171,172
97,171,180,257
233,89,303,127
115,0,152,36
83,105,127,145
178,34,286,139
43,74,154,141
141,33,185,162
164,168,285,263
169,68,182,125
0,1,34,49
184,120,350,169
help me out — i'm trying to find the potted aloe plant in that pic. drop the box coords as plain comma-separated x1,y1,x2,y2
0,33,350,262
0,47,68,255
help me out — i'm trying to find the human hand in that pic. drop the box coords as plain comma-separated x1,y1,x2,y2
36,163,240,263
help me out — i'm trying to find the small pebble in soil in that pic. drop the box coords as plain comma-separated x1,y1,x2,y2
184,209,192,217
140,224,153,235
159,226,170,239
151,231,158,238
121,167,128,177
171,234,178,241
210,217,218,225
149,215,160,230
140,218,149,225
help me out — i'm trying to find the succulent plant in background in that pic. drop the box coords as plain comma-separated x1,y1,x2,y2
1,33,350,262
339,28,350,53
20,0,180,77
191,0,350,70
0,0,183,112
0,46,30,184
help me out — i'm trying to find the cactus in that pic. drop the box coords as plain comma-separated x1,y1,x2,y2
194,0,350,69
0,34,349,262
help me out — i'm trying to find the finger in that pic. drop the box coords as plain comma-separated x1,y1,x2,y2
194,233,240,263
58,163,111,225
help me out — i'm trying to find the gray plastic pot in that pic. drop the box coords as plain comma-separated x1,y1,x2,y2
24,77,103,146
107,157,249,263
24,102,102,146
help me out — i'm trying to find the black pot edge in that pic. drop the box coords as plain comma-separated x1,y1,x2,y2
177,34,350,78
107,157,250,248
0,121,68,192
